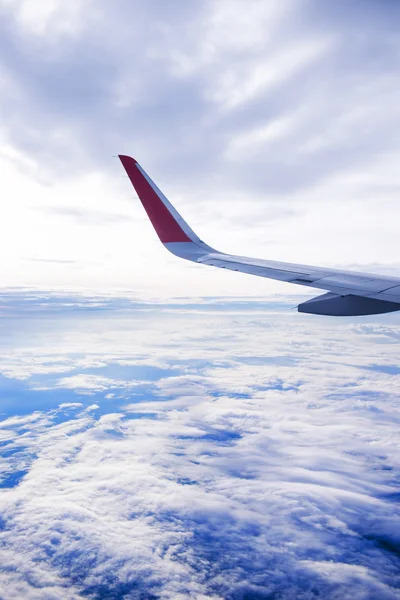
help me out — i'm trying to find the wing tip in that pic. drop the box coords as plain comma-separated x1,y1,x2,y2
119,152,195,244
118,154,137,166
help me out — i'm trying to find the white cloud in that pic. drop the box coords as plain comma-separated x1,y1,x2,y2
0,300,399,597
209,37,331,110
300,561,397,599
225,115,297,159
55,374,126,392
0,0,95,37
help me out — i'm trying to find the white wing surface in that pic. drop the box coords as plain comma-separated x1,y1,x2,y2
119,155,400,316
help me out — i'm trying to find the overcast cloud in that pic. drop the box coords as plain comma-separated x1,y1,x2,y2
0,0,399,294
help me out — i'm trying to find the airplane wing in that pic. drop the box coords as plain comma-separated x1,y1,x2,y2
119,155,400,316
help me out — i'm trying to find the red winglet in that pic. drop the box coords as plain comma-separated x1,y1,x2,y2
119,155,191,243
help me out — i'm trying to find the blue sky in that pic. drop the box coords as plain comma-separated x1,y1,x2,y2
0,0,400,294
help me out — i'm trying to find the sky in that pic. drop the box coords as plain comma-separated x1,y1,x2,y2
0,2,400,600
0,0,400,296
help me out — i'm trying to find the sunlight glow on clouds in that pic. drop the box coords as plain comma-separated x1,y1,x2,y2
0,0,96,37
0,0,399,294
209,37,331,110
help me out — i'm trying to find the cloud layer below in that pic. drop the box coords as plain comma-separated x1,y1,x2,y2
0,292,399,598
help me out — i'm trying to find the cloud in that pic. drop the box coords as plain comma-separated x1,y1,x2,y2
0,1,399,190
1,4,400,596
351,323,400,343
24,257,78,264
54,374,132,392
0,0,400,293
0,294,399,598
36,206,132,225
0,0,96,38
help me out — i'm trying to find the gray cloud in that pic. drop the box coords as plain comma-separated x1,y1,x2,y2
1,0,400,201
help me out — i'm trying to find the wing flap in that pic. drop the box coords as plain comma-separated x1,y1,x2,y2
198,254,314,282
307,274,397,294
378,285,400,298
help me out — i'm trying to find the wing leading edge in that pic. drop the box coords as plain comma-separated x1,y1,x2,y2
119,155,400,316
